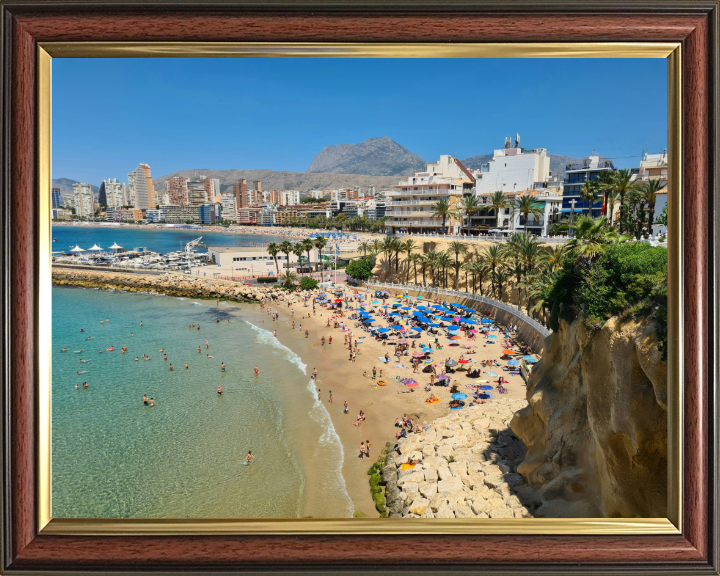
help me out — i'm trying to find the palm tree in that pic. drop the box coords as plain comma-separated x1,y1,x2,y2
540,244,567,272
567,215,628,258
281,270,298,288
267,242,280,276
458,194,480,233
436,253,452,288
292,242,305,275
482,244,505,298
642,179,666,237
432,197,453,235
446,240,468,290
510,259,524,309
279,240,293,275
425,251,440,287
391,237,403,281
370,239,382,256
314,236,327,281
462,261,476,292
613,168,641,233
596,171,616,220
401,239,417,282
475,261,490,296
579,181,602,217
512,194,545,229
302,237,315,273
418,254,429,287
481,191,512,229
358,241,371,257
493,268,509,301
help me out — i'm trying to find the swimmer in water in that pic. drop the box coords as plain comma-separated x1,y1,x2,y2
198,346,201,354
163,354,167,361
140,321,143,327
207,354,214,359
75,384,79,389
143,394,148,405
60,348,67,352
131,332,134,337
135,357,139,361
254,366,258,376
246,451,254,464
185,363,189,370
149,398,154,407
221,362,225,372
159,349,164,353
217,385,222,394
169,364,173,371
82,382,88,388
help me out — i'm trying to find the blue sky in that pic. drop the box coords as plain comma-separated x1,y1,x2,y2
53,58,667,184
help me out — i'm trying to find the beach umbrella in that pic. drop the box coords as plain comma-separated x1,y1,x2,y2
481,318,493,324
458,359,469,364
88,244,103,252
392,303,401,308
403,379,419,387
424,359,435,364
372,300,380,304
502,350,516,355
452,392,467,400
411,327,423,332
69,245,85,252
523,356,538,363
377,327,390,333
469,329,478,334
462,319,477,325
389,312,401,316
412,352,425,358
477,393,494,399
508,359,520,366
480,385,493,391
422,348,433,353
428,323,440,328
437,374,450,381
447,325,460,331
488,335,497,339
398,339,409,344
432,304,443,309
392,325,403,330
441,317,454,323
449,336,461,340
416,305,427,310
446,359,458,367
108,242,123,251
364,318,376,323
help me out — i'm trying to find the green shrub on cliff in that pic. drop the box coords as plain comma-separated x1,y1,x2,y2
543,243,668,357
299,277,319,290
346,256,376,281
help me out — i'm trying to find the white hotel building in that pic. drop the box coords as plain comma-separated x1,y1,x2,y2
385,155,476,235
474,135,552,195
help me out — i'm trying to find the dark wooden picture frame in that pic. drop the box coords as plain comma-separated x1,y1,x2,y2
1,1,718,573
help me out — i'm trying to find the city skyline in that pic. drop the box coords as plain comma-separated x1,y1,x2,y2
53,58,667,184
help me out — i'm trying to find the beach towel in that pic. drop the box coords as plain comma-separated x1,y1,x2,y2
401,463,416,470
378,357,387,363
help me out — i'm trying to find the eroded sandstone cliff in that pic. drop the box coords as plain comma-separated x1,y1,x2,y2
510,315,667,518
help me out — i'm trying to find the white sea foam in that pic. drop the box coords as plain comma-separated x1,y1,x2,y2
245,320,353,517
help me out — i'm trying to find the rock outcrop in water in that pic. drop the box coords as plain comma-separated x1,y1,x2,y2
52,268,268,302
510,315,667,518
381,399,544,518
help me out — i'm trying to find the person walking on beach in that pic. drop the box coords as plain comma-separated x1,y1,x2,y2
359,442,367,460
317,389,321,401
366,440,371,458
372,366,376,379
329,390,332,404
221,362,225,372
344,400,349,414
206,340,209,349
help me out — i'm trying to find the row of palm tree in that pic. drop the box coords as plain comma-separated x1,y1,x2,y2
266,235,328,280
369,223,630,326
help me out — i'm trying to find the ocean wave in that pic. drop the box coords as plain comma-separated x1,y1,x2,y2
245,320,352,517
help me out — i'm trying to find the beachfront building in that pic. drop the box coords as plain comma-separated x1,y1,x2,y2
146,209,164,223
128,163,156,210
385,155,475,235
159,204,201,224
99,178,130,207
51,187,62,209
234,179,249,208
465,188,563,236
637,149,668,182
473,135,552,195
237,207,261,225
72,182,95,218
219,194,237,221
364,198,387,220
199,203,221,225
207,246,317,276
562,154,616,218
258,206,276,226
52,208,73,220
276,203,330,225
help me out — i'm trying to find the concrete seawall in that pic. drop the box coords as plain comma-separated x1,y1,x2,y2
52,268,269,302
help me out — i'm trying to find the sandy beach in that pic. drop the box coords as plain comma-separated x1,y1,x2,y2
263,284,536,517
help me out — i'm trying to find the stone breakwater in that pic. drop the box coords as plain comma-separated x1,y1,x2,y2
52,268,269,303
381,399,542,518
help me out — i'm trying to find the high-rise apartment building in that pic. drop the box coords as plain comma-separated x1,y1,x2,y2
165,176,189,205
128,163,156,209
219,194,237,221
254,180,262,192
280,190,300,206
474,135,551,195
72,182,95,217
187,180,209,205
234,179,248,208
269,190,279,204
51,187,62,209
99,178,130,207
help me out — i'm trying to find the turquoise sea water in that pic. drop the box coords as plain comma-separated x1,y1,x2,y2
52,225,280,254
52,286,352,518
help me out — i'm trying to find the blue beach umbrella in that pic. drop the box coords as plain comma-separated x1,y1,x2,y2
422,348,433,353
392,303,401,308
481,318,493,324
401,306,411,311
462,319,477,325
441,317,454,322
447,325,460,331
477,393,494,399
389,312,401,316
488,335,497,339
523,356,538,363
411,327,423,332
365,318,376,323
372,300,380,304
452,392,468,400
391,325,403,330
508,359,520,366
377,327,390,333
428,323,441,327
432,304,443,309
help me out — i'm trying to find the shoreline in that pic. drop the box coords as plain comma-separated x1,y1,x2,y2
52,267,537,518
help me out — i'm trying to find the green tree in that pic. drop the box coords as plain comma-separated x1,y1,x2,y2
302,237,315,272
567,215,629,258
292,242,305,274
299,276,319,290
458,194,480,233
436,252,452,288
358,241,371,257
402,238,417,282
281,270,298,288
446,240,468,290
612,168,641,233
642,179,666,237
482,244,506,298
314,236,328,281
279,240,293,274
432,197,453,235
346,256,376,281
512,195,545,228
267,242,280,276
481,191,512,229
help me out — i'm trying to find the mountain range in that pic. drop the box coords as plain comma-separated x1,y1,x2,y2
54,137,598,197
51,178,99,197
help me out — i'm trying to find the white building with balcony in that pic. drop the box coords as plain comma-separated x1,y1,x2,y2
385,155,475,235
474,135,552,195
466,189,562,237
72,182,95,218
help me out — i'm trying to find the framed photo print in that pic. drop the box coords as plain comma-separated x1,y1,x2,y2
1,0,717,573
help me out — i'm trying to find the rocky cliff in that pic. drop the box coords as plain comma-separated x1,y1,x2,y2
510,315,667,518
306,136,426,176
